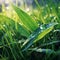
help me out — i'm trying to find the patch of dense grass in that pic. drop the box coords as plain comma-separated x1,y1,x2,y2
0,0,60,60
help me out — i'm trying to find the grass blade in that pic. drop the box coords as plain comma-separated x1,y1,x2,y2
22,23,58,51
0,15,30,37
12,4,39,32
29,48,55,54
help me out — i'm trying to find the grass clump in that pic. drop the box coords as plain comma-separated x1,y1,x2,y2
0,0,60,60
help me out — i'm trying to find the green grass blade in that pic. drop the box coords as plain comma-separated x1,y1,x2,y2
29,48,55,54
22,23,58,51
0,15,30,37
12,4,39,32
40,41,60,47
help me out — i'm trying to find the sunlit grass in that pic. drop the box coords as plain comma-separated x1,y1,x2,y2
0,0,60,60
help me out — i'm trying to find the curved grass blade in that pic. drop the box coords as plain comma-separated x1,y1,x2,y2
29,48,55,54
0,15,30,37
40,41,60,47
12,4,39,32
22,23,58,51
